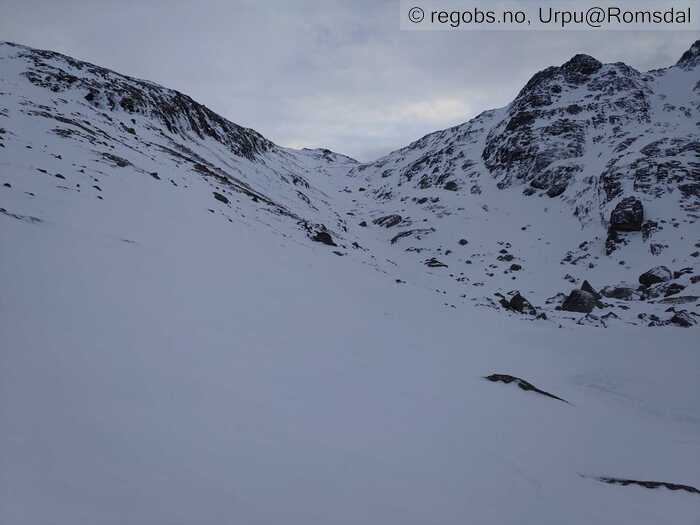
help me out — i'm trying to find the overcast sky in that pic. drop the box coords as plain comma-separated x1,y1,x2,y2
0,0,696,160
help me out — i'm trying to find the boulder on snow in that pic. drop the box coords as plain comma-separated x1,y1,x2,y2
610,197,643,232
498,292,537,315
561,289,597,313
639,265,672,287
508,292,536,315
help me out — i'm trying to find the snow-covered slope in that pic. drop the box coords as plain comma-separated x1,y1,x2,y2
1,41,699,525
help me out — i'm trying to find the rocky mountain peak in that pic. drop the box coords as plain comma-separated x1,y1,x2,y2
676,39,700,67
517,53,602,99
561,53,603,75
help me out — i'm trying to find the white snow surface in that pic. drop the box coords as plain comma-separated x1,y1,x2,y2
1,41,699,524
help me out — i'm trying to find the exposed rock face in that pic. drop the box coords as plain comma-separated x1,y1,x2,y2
610,197,643,232
561,289,597,313
639,265,672,287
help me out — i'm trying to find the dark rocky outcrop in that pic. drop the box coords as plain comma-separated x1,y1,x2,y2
425,257,447,268
561,289,597,313
213,191,229,204
669,310,696,328
498,292,537,315
484,374,569,403
595,476,700,495
372,214,403,228
676,39,700,68
610,197,643,232
390,228,434,245
639,265,672,287
662,283,686,297
581,280,601,299
312,231,336,246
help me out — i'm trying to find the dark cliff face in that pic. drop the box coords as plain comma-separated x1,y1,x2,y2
481,54,652,200
7,42,273,161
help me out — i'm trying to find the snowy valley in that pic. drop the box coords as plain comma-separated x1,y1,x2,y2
1,40,699,524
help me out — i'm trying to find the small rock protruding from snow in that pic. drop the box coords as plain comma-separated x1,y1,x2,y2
669,310,696,328
312,230,337,246
483,373,569,403
425,257,448,268
213,192,229,204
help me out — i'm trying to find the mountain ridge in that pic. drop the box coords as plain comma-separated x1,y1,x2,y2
1,39,699,328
